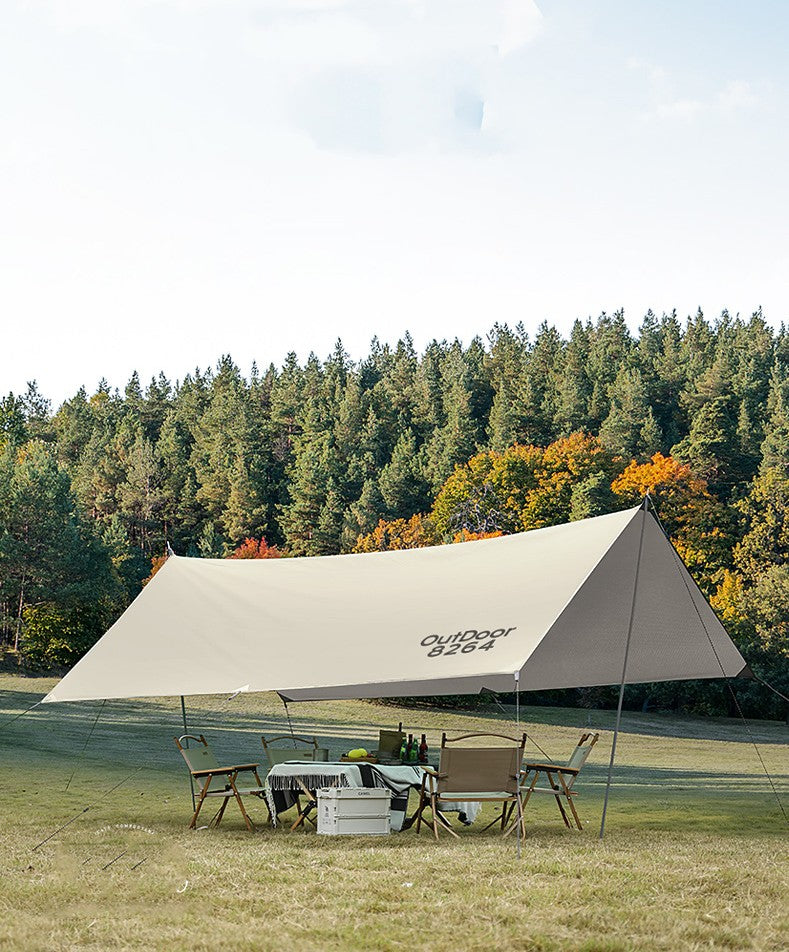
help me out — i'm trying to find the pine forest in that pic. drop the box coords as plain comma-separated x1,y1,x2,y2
2,309,788,718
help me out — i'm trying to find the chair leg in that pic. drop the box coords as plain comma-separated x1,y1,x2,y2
189,776,212,829
479,805,508,833
416,777,430,835
290,780,317,831
212,795,231,827
430,792,440,840
558,775,583,830
415,793,424,835
227,775,256,832
432,798,459,839
543,770,571,828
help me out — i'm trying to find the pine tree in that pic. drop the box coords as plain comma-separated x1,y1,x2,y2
585,312,633,427
487,379,519,452
378,430,430,519
761,360,789,474
518,322,563,445
554,320,591,436
599,367,651,458
672,397,738,496
423,347,480,491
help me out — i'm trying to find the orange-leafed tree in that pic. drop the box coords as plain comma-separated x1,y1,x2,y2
353,515,435,553
518,432,618,530
452,529,504,543
611,452,735,590
228,537,283,559
430,434,618,539
430,444,543,539
142,554,168,586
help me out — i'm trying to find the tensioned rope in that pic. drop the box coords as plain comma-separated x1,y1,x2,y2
752,675,789,705
31,767,144,852
647,497,788,827
65,699,106,791
490,693,556,763
0,698,42,730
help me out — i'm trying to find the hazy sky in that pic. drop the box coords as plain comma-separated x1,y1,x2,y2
2,0,788,405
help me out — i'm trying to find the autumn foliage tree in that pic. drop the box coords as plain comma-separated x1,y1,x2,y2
228,537,282,559
353,515,435,553
611,452,735,591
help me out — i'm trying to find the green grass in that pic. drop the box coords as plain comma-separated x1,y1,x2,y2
1,673,787,951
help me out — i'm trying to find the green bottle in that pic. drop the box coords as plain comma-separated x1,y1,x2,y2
408,734,418,763
399,737,407,761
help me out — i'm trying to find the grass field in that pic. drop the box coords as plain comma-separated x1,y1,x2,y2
1,672,787,952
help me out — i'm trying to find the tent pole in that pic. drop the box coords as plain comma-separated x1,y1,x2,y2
599,499,648,841
282,697,298,746
515,670,522,860
180,695,195,812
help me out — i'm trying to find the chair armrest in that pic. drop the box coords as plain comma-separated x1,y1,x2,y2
420,766,440,777
190,767,237,778
230,763,261,771
523,763,579,775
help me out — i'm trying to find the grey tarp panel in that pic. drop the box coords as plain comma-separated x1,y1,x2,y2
42,505,747,703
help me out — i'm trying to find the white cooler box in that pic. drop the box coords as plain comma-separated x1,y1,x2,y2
317,787,391,836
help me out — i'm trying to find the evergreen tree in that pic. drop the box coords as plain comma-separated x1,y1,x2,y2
423,346,480,491
554,320,591,436
518,322,563,445
0,393,28,449
598,367,652,458
0,441,120,655
672,397,739,496
585,312,633,427
378,430,430,519
761,360,789,474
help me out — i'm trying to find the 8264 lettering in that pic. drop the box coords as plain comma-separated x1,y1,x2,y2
420,627,516,658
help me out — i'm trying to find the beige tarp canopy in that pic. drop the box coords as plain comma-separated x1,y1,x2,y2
43,505,748,704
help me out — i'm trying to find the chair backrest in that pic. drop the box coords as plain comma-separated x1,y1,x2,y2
438,732,527,795
175,734,218,775
565,732,599,777
378,723,404,760
261,734,328,767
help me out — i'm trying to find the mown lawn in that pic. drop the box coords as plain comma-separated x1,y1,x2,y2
1,673,787,952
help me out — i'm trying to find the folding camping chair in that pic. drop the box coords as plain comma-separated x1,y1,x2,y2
261,735,330,830
260,735,330,767
415,732,527,839
174,734,268,832
508,732,599,833
375,723,405,762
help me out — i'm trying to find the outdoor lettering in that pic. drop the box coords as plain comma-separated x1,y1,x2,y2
420,627,516,658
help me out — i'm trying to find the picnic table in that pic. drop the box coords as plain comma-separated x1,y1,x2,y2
264,761,480,831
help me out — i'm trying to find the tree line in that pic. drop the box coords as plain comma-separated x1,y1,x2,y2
1,309,787,717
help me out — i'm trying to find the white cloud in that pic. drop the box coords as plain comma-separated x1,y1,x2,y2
718,80,758,112
631,58,761,124
242,1,543,153
656,99,705,121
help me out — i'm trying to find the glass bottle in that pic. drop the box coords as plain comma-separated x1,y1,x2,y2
418,734,428,764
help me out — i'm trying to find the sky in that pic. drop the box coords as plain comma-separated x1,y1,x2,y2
2,0,788,405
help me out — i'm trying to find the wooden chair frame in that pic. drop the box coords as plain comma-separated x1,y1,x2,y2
261,735,328,830
377,723,405,761
261,734,323,768
506,732,599,834
175,733,268,832
415,732,527,840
